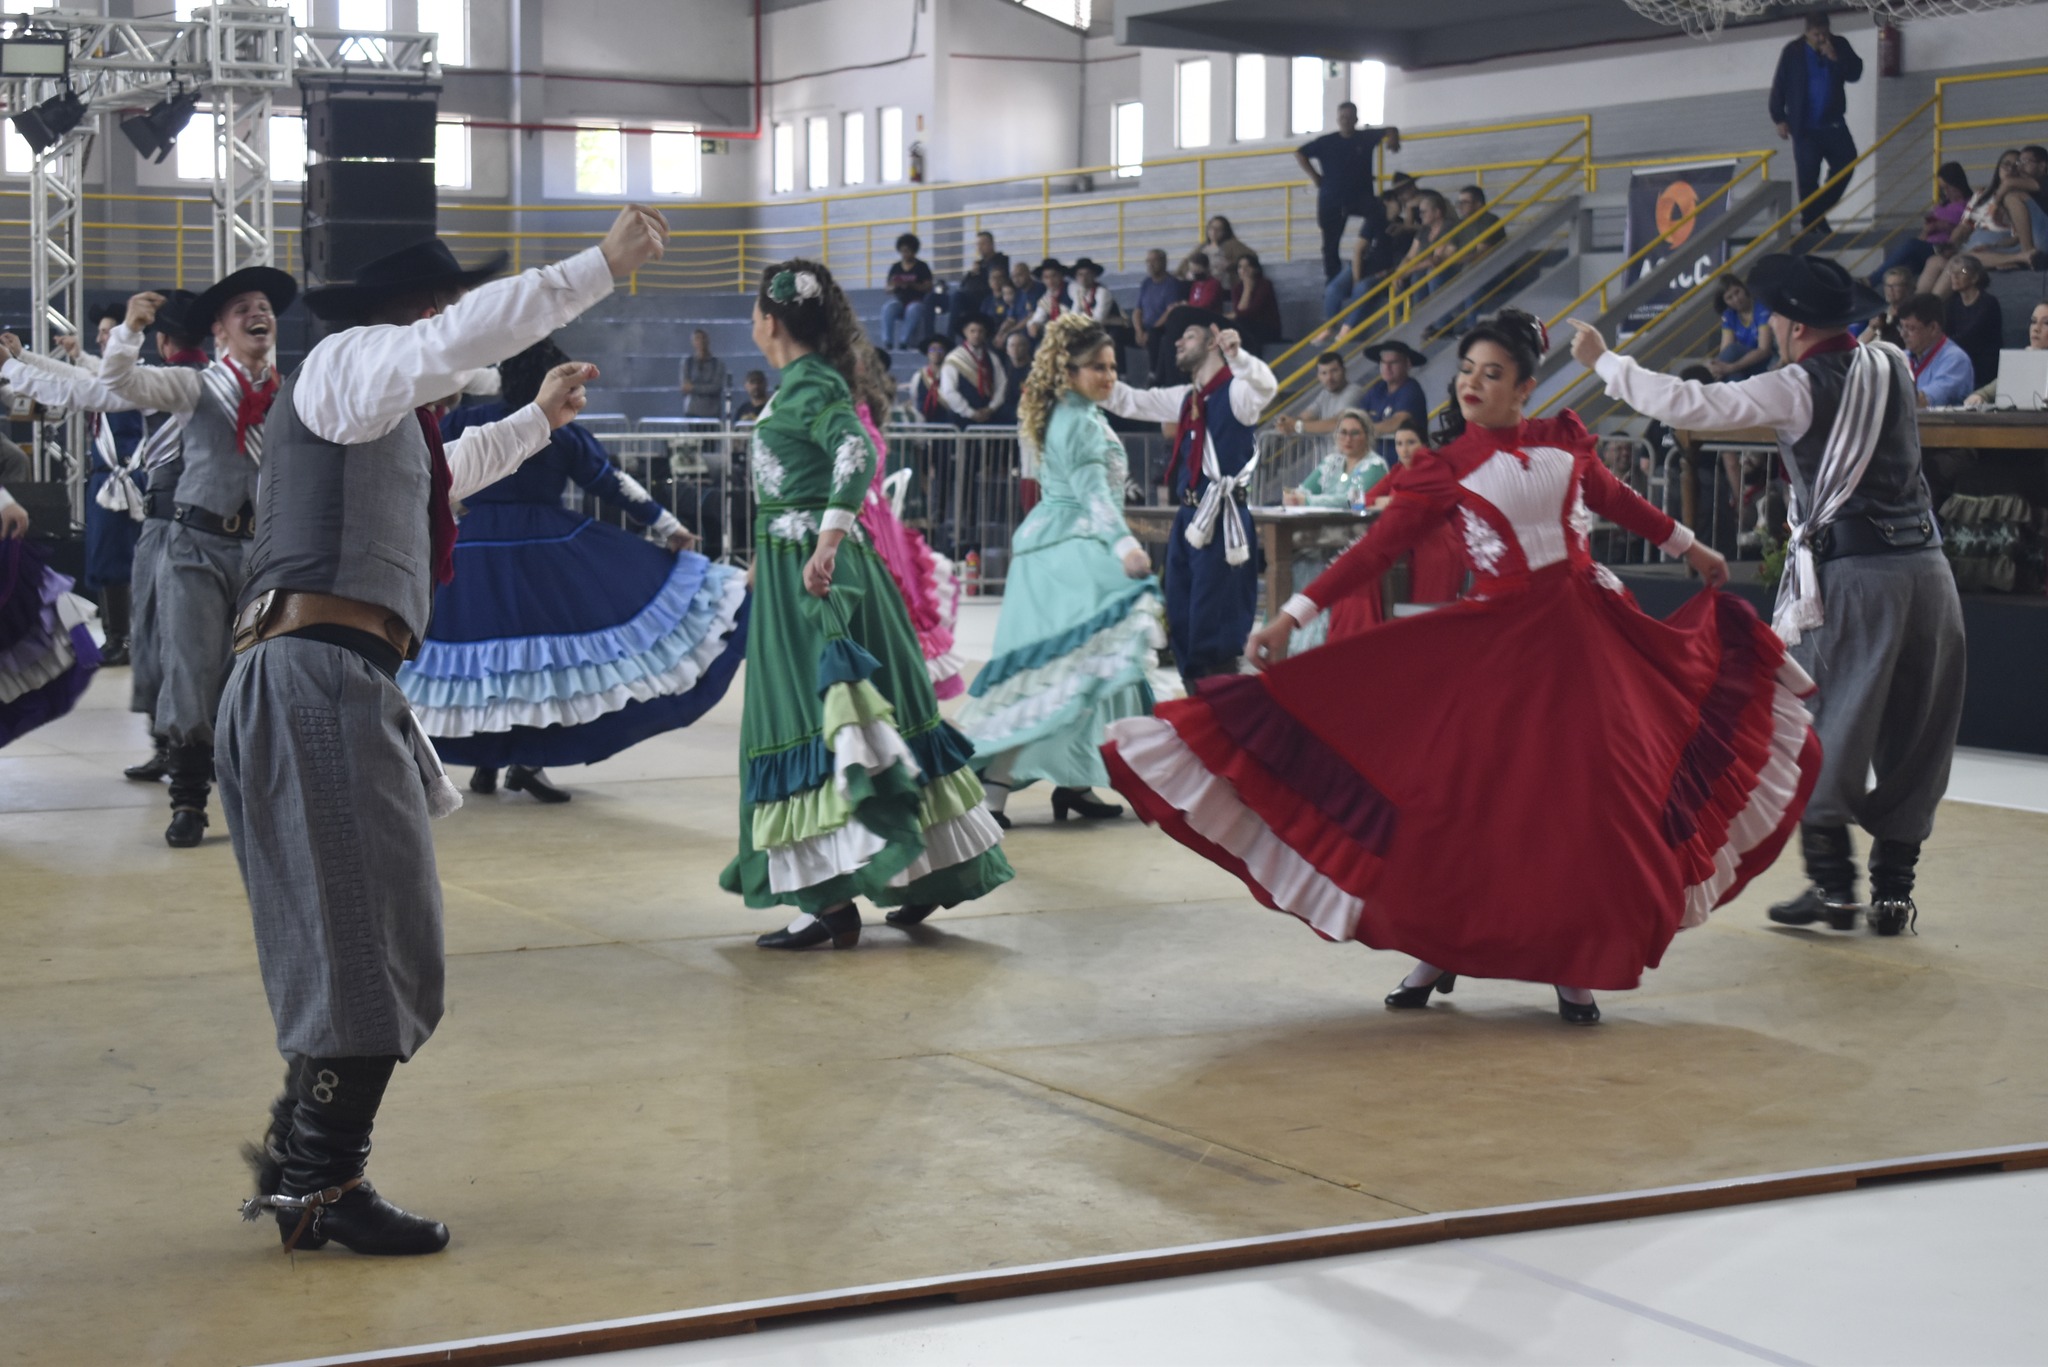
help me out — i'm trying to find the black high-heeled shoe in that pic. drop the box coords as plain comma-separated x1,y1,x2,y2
885,903,938,927
1051,787,1124,822
505,765,571,804
1555,988,1601,1026
1384,972,1457,1010
756,904,862,950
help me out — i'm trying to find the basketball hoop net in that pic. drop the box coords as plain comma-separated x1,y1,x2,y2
1623,0,2034,37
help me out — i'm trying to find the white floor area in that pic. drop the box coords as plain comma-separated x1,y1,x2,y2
512,1165,2045,1366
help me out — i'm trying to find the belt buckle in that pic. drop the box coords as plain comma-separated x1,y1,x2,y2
233,590,277,654
221,512,242,535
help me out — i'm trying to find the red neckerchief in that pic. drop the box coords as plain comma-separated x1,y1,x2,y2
1079,284,1097,315
1167,364,1233,492
1803,332,1860,362
223,356,279,457
1046,289,1064,319
1908,336,1952,379
972,345,993,396
162,344,209,366
416,407,457,586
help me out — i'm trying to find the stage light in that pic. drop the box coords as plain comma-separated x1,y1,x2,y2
0,36,70,79
120,91,200,164
10,89,85,155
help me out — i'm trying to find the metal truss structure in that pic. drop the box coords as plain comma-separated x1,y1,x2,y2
0,3,435,499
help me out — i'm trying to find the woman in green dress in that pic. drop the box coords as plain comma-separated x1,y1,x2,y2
1280,408,1389,651
721,260,1012,950
952,314,1166,826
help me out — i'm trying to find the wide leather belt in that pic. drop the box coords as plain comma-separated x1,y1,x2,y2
234,589,419,661
1179,486,1248,509
173,501,255,539
1812,513,1938,563
144,490,175,520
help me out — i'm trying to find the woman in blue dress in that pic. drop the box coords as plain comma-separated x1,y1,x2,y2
398,338,749,802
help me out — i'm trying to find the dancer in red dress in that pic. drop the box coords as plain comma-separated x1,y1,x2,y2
1102,311,1821,1024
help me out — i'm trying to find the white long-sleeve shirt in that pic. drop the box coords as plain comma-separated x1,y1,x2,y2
937,345,1007,419
2,352,147,414
1104,346,1279,429
1593,349,1815,442
293,246,616,501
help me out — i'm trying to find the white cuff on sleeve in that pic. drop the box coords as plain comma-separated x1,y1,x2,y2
1659,523,1697,558
650,510,685,542
1281,593,1321,628
1111,535,1143,561
821,508,860,535
1593,350,1629,389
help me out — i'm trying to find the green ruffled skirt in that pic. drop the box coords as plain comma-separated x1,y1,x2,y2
719,514,1013,915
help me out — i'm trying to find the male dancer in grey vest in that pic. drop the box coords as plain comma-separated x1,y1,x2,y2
221,206,667,1255
1570,253,1965,938
100,270,296,846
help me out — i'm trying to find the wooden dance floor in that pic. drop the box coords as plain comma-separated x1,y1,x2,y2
4,667,2047,1366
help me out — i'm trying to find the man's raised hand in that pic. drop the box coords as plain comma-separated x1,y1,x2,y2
600,205,669,278
125,291,165,333
535,361,597,428
1565,318,1607,369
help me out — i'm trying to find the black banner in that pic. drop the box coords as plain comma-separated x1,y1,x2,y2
1623,162,1737,333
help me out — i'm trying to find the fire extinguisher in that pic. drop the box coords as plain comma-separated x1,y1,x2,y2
908,140,926,184
1878,23,1902,78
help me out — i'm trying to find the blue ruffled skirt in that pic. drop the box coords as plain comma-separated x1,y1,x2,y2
398,501,748,768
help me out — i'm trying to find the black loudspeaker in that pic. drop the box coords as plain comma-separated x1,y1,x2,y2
305,93,438,160
303,222,439,282
306,160,436,224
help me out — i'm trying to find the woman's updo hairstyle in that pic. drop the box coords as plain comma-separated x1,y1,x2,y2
1018,313,1111,450
1436,307,1548,443
500,336,572,410
854,344,897,424
758,258,867,394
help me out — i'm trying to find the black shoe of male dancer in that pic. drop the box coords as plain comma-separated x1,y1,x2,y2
239,1057,317,1242
504,764,571,803
1867,838,1921,938
165,742,212,847
469,766,499,795
124,733,171,782
242,1055,448,1256
1768,824,1860,930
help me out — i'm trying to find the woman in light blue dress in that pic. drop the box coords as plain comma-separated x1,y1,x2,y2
1282,407,1389,651
952,314,1165,827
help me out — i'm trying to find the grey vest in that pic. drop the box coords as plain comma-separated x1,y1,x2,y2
240,372,437,640
174,361,267,518
1781,347,1940,548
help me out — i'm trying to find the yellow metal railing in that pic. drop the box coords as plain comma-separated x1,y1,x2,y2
1933,63,2048,193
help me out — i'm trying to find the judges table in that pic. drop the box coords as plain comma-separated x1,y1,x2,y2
1123,504,1382,624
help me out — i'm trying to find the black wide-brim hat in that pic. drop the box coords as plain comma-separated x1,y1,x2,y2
303,238,511,323
1745,252,1883,330
1070,256,1103,275
1160,304,1231,339
1364,339,1428,367
151,288,204,343
1035,257,1068,277
191,266,297,333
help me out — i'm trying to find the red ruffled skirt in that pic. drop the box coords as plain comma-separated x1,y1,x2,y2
1103,565,1821,990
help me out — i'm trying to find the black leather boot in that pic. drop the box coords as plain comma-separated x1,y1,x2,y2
240,1057,308,1220
99,583,131,666
505,765,571,803
1768,824,1859,930
468,766,500,795
242,1055,449,1256
124,732,171,783
165,742,212,848
1867,838,1921,937
1051,787,1125,822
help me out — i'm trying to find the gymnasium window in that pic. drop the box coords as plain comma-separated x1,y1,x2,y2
843,110,866,186
435,117,472,190
1234,54,1266,143
1176,59,1211,150
268,112,306,183
574,126,622,196
1111,100,1143,179
418,0,468,67
879,107,903,183
651,127,700,197
806,116,830,190
1291,56,1324,136
1020,0,1090,27
773,122,795,194
175,111,215,180
4,123,36,175
1351,60,1387,125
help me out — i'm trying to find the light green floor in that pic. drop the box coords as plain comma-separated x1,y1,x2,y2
4,669,2045,1366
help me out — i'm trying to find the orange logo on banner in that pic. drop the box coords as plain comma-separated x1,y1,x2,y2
1657,180,1700,249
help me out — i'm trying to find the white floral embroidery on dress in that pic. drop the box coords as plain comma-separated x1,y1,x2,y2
831,435,867,494
1569,488,1594,549
1460,507,1508,574
751,435,786,499
768,509,819,543
1592,563,1626,593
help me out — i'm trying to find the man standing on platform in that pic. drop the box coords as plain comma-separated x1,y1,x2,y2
1103,305,1278,689
97,268,296,848
1569,253,1964,938
1770,12,1863,233
1297,101,1400,283
221,206,667,1256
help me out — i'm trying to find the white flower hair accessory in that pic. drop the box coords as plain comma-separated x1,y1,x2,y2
793,270,822,301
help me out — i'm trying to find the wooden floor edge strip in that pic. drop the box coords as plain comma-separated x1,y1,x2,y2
274,1140,2048,1367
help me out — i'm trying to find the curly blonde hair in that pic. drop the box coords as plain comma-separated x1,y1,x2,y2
1018,314,1112,451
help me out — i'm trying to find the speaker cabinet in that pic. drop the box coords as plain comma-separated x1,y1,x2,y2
303,221,440,283
305,93,438,161
306,160,437,224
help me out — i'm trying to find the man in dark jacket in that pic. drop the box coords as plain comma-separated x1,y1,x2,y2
1769,13,1864,232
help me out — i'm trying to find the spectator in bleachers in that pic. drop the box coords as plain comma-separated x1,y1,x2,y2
1965,143,2048,272
1941,255,2004,390
1297,101,1402,283
1177,215,1252,281
1453,186,1506,255
1706,275,1777,380
1226,253,1282,355
1965,298,2047,406
881,232,937,350
996,270,1033,349
947,231,1011,335
979,266,1011,328
1276,352,1367,437
1356,340,1428,462
1870,161,1971,289
1769,12,1863,233
994,331,1032,424
1067,258,1114,323
1131,247,1188,384
679,328,727,420
1860,266,1911,348
1898,291,1974,407
910,338,953,424
730,369,771,423
1323,178,1420,324
1027,258,1073,337
939,317,1006,426
1184,251,1224,312
1932,150,2021,293
1011,258,1044,311
1385,190,1460,298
